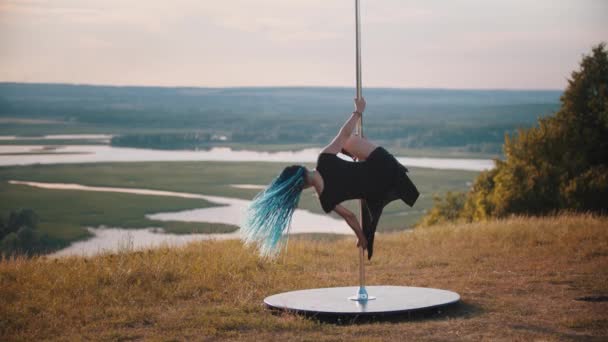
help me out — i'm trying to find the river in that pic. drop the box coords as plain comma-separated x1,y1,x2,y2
0,144,494,171
1,139,492,256
9,180,351,257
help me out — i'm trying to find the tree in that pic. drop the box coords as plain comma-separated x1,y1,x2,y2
420,43,608,225
1,209,50,256
0,233,19,255
0,215,6,238
6,209,38,235
418,192,466,227
461,166,499,221
490,43,608,216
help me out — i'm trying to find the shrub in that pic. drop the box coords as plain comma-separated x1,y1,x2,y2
0,209,54,256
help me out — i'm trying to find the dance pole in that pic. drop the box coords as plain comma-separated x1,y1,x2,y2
355,0,363,101
355,0,367,300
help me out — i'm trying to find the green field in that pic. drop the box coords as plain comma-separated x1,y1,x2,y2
0,161,478,251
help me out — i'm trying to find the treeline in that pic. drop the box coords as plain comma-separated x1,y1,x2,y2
110,123,512,153
420,43,608,226
1,209,63,256
0,84,560,152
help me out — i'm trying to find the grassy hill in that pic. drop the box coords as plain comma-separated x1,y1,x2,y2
1,214,606,341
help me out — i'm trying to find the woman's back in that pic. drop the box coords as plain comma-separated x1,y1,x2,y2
317,153,368,213
316,148,397,213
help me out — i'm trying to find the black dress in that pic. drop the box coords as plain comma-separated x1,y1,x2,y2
316,147,419,259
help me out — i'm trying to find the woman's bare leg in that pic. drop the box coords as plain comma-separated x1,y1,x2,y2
343,135,378,160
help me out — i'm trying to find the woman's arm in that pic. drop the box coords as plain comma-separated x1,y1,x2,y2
321,98,366,154
334,204,368,249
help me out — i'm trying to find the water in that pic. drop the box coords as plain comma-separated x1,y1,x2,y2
2,136,493,256
52,227,241,257
230,184,266,189
0,134,113,140
0,144,493,171
10,180,351,257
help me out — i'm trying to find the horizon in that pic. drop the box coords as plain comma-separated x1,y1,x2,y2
0,81,564,92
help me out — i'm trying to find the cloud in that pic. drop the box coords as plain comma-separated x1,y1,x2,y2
190,1,350,42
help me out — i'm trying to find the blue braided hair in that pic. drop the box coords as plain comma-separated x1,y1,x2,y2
241,165,307,258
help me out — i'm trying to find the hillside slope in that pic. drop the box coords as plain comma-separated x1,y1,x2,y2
1,214,606,341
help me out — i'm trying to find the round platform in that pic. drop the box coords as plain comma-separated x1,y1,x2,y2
264,286,460,319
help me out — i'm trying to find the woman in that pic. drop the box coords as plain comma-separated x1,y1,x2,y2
242,98,419,259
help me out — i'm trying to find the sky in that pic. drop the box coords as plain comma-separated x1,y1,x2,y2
0,0,606,89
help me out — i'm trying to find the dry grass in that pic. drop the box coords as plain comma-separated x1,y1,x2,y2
1,214,607,341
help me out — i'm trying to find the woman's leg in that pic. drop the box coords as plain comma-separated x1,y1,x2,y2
362,198,384,260
343,135,377,160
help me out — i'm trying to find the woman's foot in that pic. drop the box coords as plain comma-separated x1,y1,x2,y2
356,230,368,250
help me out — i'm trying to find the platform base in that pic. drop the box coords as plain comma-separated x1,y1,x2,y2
348,286,376,301
264,286,460,320
348,295,376,301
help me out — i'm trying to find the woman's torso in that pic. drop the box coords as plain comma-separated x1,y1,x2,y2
316,147,395,213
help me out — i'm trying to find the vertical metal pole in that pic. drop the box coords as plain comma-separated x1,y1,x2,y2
355,0,366,295
349,0,373,302
355,0,362,101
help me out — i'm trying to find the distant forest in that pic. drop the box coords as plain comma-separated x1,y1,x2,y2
0,83,561,154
